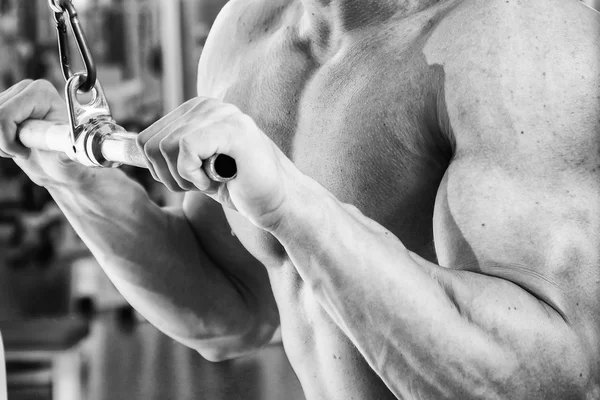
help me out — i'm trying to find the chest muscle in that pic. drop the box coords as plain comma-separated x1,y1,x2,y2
208,5,451,266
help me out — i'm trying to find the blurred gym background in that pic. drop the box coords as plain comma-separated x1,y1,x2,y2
0,1,303,399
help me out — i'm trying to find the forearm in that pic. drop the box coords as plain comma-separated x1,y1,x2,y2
47,169,262,358
271,175,591,399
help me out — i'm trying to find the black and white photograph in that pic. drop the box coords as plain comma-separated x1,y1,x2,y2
0,0,598,399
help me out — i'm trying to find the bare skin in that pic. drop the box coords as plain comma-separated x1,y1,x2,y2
1,0,599,399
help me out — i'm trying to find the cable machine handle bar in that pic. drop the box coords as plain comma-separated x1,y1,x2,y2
18,120,237,183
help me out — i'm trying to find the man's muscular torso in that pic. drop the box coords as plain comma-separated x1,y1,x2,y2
191,0,600,398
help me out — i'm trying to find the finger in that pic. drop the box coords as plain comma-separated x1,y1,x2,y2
138,98,230,185
179,97,238,125
159,103,239,190
144,132,182,191
158,128,196,191
136,102,198,181
0,80,61,158
0,81,35,158
0,149,14,158
177,137,215,192
175,120,241,191
0,80,34,106
181,118,241,162
138,120,179,182
139,97,235,145
136,98,200,144
138,137,159,182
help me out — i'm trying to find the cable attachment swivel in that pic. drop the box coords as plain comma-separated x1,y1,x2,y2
64,73,127,168
48,0,97,93
48,1,128,168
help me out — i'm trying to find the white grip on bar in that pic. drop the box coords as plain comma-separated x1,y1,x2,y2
18,120,145,167
100,131,148,169
19,120,72,154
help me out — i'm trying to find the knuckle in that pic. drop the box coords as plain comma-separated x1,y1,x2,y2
135,134,146,149
176,179,194,191
222,102,239,112
29,80,62,104
177,170,190,183
164,181,183,193
181,97,204,112
220,103,239,117
10,79,33,91
158,138,173,155
186,96,205,106
235,113,255,129
143,141,161,160
137,125,159,143
177,160,201,187
193,179,210,192
148,170,159,182
177,100,197,115
31,79,54,92
137,128,159,147
177,168,189,181
196,96,217,105
177,159,192,177
178,134,192,149
5,79,32,93
195,97,221,111
176,151,187,167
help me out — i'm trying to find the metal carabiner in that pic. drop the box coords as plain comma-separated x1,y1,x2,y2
49,0,97,93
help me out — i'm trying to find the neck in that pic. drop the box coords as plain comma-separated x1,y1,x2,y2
296,0,441,58
300,0,440,31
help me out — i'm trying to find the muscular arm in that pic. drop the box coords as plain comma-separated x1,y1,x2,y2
272,179,595,399
48,170,278,360
266,1,600,398
45,1,280,360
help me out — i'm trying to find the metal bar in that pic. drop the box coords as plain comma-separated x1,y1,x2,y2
18,120,236,183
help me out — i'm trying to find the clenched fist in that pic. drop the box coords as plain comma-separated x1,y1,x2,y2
0,80,94,189
137,96,301,231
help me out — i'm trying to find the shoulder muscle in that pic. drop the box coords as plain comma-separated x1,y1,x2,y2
197,0,294,99
426,0,600,329
425,0,600,151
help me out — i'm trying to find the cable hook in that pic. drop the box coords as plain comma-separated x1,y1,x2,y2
49,0,97,93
